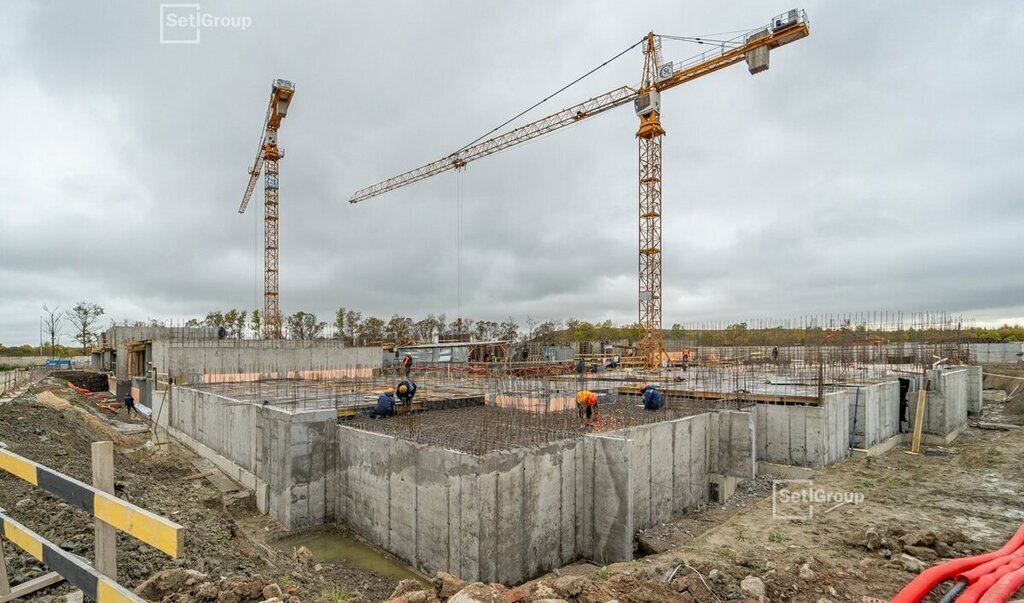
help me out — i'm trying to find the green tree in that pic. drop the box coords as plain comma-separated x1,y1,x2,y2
359,316,385,343
66,302,105,351
498,317,520,342
249,310,262,336
385,315,414,343
333,307,346,340
343,310,362,345
285,311,326,340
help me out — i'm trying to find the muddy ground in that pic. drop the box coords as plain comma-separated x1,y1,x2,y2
0,378,401,602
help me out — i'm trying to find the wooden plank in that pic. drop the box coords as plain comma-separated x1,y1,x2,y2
0,513,141,602
909,380,929,455
0,571,64,603
93,493,182,558
92,442,117,580
0,536,10,596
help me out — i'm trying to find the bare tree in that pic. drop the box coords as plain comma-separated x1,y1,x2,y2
42,305,63,355
66,302,105,352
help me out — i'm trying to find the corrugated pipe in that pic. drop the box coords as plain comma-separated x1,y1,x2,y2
959,557,1024,603
891,523,1024,603
978,564,1024,602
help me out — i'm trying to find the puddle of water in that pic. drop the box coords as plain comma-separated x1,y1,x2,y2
276,531,424,584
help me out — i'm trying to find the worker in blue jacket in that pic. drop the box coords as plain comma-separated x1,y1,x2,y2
370,389,396,418
641,385,663,411
396,380,417,411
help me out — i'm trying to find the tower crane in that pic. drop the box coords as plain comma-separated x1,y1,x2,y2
349,10,809,367
239,79,295,339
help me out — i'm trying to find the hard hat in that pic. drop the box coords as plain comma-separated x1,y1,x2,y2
398,384,408,394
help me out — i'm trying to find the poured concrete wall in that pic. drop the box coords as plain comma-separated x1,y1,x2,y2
908,368,968,437
151,341,382,382
848,381,900,449
334,410,754,584
965,365,983,417
755,391,851,468
335,428,586,584
969,343,1024,364
155,386,335,529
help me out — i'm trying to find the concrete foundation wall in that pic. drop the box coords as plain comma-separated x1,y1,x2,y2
755,391,851,468
334,410,755,584
335,427,586,584
848,381,900,449
909,368,968,437
152,341,383,382
965,365,983,417
157,386,335,529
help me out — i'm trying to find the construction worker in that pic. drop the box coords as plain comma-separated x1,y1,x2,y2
576,390,599,427
396,380,417,411
402,353,413,378
123,392,137,417
640,385,663,411
370,389,396,418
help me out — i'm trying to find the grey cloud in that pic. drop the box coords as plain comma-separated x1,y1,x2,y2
1,0,1022,345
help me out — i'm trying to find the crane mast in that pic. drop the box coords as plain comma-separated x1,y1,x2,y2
349,10,810,367
636,32,667,365
239,79,295,339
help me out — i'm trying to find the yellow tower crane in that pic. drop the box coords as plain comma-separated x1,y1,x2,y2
239,79,295,339
349,10,809,367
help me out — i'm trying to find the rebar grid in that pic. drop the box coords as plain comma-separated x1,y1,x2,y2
344,399,736,456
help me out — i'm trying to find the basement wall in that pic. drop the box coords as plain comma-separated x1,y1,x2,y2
908,368,968,438
754,390,852,468
153,386,336,529
334,410,754,584
847,381,901,449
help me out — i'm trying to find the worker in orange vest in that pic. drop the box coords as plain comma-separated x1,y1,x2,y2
576,390,599,427
401,353,413,378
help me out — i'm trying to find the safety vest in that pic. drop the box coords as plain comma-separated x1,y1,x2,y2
576,391,598,406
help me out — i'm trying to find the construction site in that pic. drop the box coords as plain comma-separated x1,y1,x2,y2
2,4,1024,603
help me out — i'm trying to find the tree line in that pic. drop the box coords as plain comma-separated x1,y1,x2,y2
5,305,1022,356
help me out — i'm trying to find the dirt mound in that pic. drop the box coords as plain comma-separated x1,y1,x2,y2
51,370,109,392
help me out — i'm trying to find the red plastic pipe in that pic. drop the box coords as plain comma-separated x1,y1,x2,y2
957,558,1024,603
978,564,1024,603
957,547,1024,584
892,524,1024,603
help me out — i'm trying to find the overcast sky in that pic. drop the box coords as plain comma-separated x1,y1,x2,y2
1,1,1022,345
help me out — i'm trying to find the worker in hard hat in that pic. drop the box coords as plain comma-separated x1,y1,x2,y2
640,385,663,411
370,388,396,418
576,390,599,427
396,380,417,412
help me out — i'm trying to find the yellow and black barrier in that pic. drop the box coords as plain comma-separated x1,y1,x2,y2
0,511,141,602
0,449,182,557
